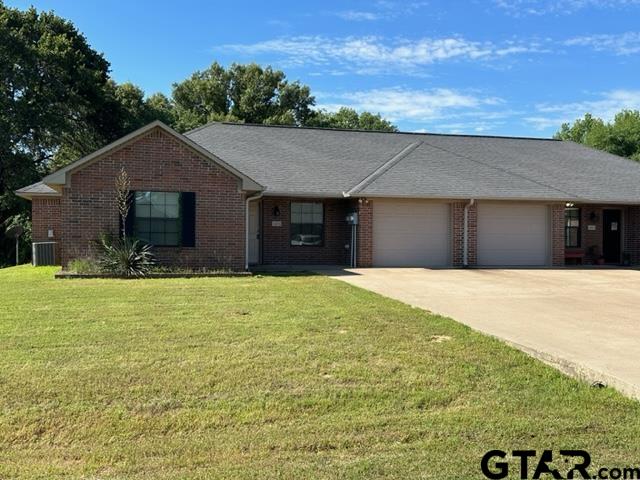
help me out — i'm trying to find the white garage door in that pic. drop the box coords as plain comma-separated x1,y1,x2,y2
373,200,451,267
477,203,550,266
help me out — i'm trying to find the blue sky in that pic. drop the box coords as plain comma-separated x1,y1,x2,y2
7,0,640,136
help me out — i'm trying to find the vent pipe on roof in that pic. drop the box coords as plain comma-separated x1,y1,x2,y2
463,199,475,267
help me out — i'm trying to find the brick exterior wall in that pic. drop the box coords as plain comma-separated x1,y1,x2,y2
578,205,604,263
452,201,477,266
574,204,640,265
550,203,565,266
624,206,640,265
32,198,61,242
32,197,62,264
59,127,246,269
261,196,351,265
356,199,373,267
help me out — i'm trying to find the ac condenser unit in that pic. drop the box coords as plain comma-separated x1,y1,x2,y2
32,242,56,266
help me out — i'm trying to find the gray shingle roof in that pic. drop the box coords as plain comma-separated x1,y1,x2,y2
15,181,60,198
186,123,640,203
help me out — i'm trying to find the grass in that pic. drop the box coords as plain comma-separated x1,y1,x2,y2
0,266,639,479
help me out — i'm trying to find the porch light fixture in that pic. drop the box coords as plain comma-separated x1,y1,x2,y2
589,211,598,222
272,206,280,217
565,202,574,208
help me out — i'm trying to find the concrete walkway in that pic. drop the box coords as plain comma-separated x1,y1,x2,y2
329,268,640,400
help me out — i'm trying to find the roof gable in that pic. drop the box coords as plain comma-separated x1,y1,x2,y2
42,121,263,192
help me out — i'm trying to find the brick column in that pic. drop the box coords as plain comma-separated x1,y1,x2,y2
452,201,477,267
32,197,62,265
356,199,373,267
550,203,565,266
624,206,640,265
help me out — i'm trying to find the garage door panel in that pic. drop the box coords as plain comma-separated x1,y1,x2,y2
477,203,549,266
373,200,451,267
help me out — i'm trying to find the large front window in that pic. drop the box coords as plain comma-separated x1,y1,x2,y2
565,207,581,248
134,191,181,246
290,202,323,246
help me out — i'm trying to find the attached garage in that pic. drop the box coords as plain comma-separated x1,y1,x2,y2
373,199,451,267
477,203,550,266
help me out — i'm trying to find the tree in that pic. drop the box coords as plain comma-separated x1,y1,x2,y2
172,62,231,131
171,63,397,133
306,107,398,132
0,2,115,265
171,62,316,132
555,110,640,161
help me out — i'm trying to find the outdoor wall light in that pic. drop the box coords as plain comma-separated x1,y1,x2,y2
589,211,598,222
272,206,280,217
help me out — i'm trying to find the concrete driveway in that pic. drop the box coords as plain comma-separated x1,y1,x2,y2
329,268,640,399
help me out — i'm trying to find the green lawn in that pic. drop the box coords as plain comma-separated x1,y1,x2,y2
0,266,639,479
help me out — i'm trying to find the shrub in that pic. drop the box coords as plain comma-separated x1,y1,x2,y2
96,235,157,277
67,258,100,274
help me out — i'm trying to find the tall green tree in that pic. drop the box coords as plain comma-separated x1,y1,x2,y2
0,2,115,264
171,64,397,133
306,107,398,132
555,110,640,161
171,62,315,132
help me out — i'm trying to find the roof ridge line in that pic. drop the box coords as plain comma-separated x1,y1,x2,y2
209,121,557,141
344,141,423,197
419,138,579,199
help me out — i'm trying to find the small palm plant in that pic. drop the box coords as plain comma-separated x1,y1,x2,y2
97,235,156,277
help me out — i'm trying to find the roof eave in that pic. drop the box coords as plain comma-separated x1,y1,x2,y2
14,191,61,201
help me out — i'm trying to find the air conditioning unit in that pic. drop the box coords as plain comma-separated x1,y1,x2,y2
32,242,56,266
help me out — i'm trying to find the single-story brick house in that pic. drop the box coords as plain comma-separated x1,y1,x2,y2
16,120,640,270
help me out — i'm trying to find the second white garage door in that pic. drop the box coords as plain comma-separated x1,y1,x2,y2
373,200,451,267
477,203,550,266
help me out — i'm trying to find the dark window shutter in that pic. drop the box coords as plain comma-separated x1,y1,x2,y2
123,191,135,238
181,192,196,247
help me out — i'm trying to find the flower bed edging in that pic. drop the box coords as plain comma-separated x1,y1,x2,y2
54,271,252,279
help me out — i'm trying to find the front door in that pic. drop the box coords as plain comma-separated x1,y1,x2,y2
248,201,260,265
602,209,621,264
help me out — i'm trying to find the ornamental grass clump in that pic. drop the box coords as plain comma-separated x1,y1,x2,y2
97,235,156,277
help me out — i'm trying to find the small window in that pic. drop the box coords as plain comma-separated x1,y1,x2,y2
565,208,581,248
134,191,181,246
290,202,323,246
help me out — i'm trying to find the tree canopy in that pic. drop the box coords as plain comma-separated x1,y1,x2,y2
171,62,315,131
306,107,398,132
554,110,640,161
0,3,114,264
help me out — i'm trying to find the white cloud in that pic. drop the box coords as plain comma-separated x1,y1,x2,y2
316,87,503,122
565,32,640,55
335,10,381,21
218,36,546,74
333,1,429,22
526,89,640,129
495,0,640,16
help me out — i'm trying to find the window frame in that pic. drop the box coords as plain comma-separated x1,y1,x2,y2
564,207,581,249
289,201,325,247
133,191,183,247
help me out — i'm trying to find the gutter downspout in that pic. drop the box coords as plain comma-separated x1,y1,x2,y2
245,192,264,271
463,199,475,267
